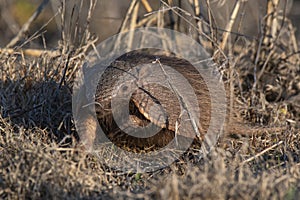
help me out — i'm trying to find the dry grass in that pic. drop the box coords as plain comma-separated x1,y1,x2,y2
0,0,300,199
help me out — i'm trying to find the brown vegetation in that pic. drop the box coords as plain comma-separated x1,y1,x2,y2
0,0,299,199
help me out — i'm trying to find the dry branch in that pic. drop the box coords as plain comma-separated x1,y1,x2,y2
220,0,241,51
141,0,153,12
0,48,59,57
240,141,284,166
6,0,50,48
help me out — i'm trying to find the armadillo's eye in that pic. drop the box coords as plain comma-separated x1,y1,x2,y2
122,85,128,92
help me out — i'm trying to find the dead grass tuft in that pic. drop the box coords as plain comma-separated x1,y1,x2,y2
0,0,299,199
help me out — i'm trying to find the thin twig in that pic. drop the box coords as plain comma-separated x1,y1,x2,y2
220,0,241,50
156,1,227,58
156,59,203,138
119,0,139,33
194,0,200,16
0,48,59,57
59,52,73,89
240,141,283,166
128,0,140,50
205,0,215,47
141,0,153,12
6,0,50,48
